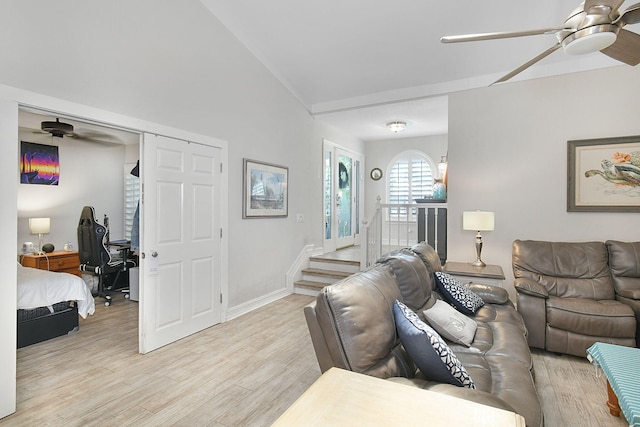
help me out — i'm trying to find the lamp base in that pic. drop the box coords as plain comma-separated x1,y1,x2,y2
470,259,486,268
470,231,486,268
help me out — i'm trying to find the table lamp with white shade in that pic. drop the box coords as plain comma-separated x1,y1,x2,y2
29,217,50,255
462,211,494,267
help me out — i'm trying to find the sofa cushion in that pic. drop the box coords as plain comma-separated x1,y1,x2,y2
467,283,510,305
423,299,477,347
546,296,636,338
512,240,615,300
394,300,475,389
379,249,434,311
314,264,416,379
410,242,443,274
435,272,485,315
606,240,640,297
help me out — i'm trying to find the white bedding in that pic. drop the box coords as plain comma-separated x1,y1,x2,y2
17,263,95,319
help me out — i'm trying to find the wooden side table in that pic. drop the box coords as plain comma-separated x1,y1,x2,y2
20,250,81,277
443,261,505,287
274,368,525,426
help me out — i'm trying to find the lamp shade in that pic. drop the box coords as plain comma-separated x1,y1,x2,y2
462,211,494,231
29,217,50,235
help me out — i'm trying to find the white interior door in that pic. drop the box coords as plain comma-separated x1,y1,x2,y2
140,133,222,353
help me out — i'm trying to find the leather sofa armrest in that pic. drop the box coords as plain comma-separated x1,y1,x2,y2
467,283,510,305
304,301,336,373
618,289,640,300
514,278,548,299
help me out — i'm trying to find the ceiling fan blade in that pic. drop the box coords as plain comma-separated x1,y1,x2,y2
618,2,640,25
584,0,624,13
441,27,567,43
600,28,640,65
492,43,562,84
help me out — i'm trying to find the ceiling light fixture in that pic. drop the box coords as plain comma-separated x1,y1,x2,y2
561,25,618,55
386,121,406,133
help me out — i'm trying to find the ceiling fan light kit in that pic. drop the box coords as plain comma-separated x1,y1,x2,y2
441,0,640,84
561,24,618,54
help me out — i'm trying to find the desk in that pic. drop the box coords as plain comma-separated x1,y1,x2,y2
443,261,505,288
108,240,132,264
273,368,525,426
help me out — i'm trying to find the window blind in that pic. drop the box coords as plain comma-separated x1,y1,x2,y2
388,157,433,220
124,163,140,240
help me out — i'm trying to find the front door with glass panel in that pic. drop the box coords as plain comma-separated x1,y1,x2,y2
323,141,362,251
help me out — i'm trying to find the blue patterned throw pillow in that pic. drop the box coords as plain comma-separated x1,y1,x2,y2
394,300,476,389
434,272,485,315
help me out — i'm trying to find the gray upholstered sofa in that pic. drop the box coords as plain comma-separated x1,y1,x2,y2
607,240,640,344
305,242,542,427
513,240,638,358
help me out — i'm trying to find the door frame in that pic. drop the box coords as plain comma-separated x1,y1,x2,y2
1,90,229,418
322,139,364,252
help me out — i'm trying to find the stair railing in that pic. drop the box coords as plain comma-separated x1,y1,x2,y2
361,196,447,268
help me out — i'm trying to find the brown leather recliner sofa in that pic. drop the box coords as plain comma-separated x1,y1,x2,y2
513,240,638,358
607,240,640,344
305,242,543,427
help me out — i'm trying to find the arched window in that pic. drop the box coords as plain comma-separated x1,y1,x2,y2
387,151,435,220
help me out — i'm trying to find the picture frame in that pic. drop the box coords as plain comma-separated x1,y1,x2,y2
243,158,288,218
567,135,640,212
20,141,60,185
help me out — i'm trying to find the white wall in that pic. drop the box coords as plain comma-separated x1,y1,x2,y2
364,134,448,217
0,1,359,310
0,1,364,417
17,130,130,253
448,65,640,300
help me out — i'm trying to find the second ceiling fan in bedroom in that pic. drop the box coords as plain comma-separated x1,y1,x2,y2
441,0,640,83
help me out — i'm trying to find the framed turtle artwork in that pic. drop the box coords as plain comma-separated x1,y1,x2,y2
567,135,640,212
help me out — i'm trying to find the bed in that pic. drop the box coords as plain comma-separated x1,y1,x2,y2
17,262,95,348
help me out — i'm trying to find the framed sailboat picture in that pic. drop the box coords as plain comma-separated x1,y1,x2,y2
243,158,288,218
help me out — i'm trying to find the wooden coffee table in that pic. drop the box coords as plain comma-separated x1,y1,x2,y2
587,342,640,426
274,367,525,426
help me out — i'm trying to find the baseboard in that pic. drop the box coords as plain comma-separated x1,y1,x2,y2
285,244,321,291
225,287,291,321
227,244,324,320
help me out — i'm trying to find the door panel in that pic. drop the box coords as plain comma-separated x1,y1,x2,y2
336,151,353,248
140,134,221,353
323,140,362,251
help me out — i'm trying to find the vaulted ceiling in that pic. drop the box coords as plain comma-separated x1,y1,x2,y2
200,0,634,140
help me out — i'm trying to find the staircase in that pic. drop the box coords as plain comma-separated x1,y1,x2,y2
294,252,361,295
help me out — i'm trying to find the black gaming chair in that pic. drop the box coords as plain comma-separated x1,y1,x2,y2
77,206,134,306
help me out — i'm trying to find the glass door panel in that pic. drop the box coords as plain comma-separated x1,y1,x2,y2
324,149,332,240
336,151,353,248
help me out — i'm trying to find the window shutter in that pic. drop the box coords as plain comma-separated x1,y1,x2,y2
124,164,140,240
388,155,434,220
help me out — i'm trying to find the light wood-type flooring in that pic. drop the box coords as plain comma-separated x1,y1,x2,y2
4,294,629,426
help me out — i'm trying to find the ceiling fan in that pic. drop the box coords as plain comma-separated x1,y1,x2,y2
441,0,640,84
36,118,120,145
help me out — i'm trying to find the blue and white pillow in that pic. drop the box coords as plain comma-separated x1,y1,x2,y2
394,300,476,389
435,272,485,315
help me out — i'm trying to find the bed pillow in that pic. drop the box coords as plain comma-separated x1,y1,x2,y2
434,272,484,315
394,300,475,389
423,299,477,347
